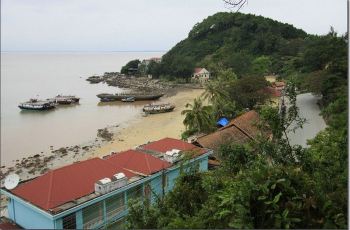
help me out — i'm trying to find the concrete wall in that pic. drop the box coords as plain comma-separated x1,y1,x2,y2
8,198,54,229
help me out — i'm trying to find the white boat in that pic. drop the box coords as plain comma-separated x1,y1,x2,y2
18,99,56,111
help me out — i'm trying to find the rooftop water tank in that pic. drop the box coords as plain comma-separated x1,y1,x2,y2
110,172,127,190
94,178,112,194
164,149,181,163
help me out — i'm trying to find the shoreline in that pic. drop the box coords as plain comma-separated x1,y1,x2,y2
0,87,203,184
91,88,204,158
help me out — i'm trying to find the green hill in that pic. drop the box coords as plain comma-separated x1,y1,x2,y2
151,12,308,78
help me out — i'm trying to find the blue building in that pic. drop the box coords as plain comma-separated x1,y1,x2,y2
1,138,212,229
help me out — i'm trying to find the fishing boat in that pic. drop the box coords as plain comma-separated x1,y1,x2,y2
18,99,56,111
143,103,175,114
49,95,80,104
97,93,164,102
121,97,135,102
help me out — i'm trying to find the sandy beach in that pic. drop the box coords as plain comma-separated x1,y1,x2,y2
0,88,203,213
90,88,204,158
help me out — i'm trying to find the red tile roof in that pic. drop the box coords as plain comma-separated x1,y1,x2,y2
11,158,136,211
262,86,282,97
9,138,208,212
0,218,22,230
274,81,286,87
142,138,198,153
106,150,171,175
0,222,21,230
194,68,203,74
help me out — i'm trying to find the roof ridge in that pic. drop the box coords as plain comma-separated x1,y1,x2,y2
46,170,54,209
49,157,100,173
144,154,152,174
232,123,255,141
124,150,137,168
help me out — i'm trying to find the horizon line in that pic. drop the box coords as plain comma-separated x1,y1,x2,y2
0,50,168,53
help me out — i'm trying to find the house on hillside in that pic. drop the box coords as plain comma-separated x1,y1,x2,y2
192,68,210,83
141,57,162,66
263,75,286,107
1,138,212,229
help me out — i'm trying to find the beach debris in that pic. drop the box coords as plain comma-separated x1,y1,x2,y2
97,128,113,141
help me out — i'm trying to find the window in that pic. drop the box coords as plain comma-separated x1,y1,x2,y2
82,201,103,229
62,213,76,229
127,184,143,202
105,193,125,220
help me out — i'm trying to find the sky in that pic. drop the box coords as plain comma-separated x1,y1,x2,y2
1,0,348,52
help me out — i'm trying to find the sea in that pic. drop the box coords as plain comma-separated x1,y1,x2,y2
1,51,165,166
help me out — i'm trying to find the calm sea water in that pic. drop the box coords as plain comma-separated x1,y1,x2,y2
1,52,164,166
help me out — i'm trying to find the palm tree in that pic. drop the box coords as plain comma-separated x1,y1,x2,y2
181,98,214,133
201,80,228,103
201,69,237,103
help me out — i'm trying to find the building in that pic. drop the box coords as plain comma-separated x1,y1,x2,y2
263,75,286,107
195,110,265,151
141,57,162,66
192,68,210,83
1,138,212,229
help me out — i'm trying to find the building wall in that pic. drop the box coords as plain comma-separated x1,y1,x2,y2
4,152,211,229
150,175,163,202
8,198,54,229
199,157,208,171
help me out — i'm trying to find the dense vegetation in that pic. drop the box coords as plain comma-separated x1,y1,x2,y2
120,59,140,75
126,12,348,229
146,12,307,79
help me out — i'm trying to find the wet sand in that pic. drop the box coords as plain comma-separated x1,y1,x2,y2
90,88,204,158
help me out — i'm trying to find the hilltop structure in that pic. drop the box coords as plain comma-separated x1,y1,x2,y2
192,68,210,83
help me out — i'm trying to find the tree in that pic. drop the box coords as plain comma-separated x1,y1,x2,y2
201,69,238,119
251,55,272,76
229,75,268,109
181,98,214,134
120,59,141,75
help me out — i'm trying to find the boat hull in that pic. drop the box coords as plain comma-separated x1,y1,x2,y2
18,105,55,111
143,107,175,114
97,93,164,101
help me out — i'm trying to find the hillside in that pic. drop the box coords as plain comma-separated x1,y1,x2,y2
126,12,348,229
150,12,308,78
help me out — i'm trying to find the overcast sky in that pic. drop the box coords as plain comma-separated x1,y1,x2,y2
1,0,347,51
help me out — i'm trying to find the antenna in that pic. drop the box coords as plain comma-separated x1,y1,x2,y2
4,174,20,190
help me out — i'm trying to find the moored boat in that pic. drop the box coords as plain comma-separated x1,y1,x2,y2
143,103,175,114
97,93,164,102
121,97,135,102
50,95,80,104
18,99,56,111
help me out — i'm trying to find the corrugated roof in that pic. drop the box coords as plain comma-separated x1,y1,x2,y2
142,138,198,153
196,110,261,150
196,125,252,150
106,150,171,175
11,158,136,211
228,110,260,140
